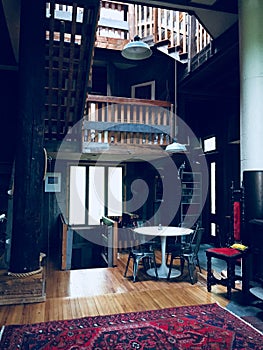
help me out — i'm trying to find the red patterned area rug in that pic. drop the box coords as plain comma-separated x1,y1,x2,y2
0,303,262,349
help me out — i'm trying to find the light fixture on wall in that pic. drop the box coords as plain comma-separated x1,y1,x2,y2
121,35,152,60
165,139,187,153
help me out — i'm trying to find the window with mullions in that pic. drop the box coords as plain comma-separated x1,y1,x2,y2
69,165,123,226
89,166,123,224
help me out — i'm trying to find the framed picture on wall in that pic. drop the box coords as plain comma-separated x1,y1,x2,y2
45,172,61,192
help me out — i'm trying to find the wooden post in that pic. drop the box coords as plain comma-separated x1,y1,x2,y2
9,0,45,273
153,8,158,42
113,221,118,266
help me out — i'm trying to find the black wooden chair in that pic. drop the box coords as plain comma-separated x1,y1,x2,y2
166,223,199,265
167,227,204,284
124,229,158,282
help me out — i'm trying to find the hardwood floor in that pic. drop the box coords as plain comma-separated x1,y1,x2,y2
0,252,231,326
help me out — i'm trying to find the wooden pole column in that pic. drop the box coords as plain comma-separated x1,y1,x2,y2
9,0,46,273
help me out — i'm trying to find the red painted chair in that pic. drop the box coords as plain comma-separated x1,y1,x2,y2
206,247,248,299
205,185,250,300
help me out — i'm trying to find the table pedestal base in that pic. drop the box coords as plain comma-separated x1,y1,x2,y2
147,263,181,279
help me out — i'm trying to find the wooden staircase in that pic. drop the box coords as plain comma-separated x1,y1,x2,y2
44,0,101,142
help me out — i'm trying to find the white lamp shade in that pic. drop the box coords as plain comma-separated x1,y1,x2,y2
121,40,152,60
165,141,187,153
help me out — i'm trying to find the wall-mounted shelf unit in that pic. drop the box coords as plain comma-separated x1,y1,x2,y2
181,171,202,226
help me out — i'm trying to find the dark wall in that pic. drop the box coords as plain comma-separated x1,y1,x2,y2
125,162,156,221
180,94,240,244
41,159,67,259
125,157,184,226
92,48,175,101
118,51,175,101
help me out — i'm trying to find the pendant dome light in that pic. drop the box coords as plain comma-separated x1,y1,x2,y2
121,35,152,60
165,139,187,153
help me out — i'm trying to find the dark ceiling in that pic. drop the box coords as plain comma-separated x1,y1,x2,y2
127,0,238,14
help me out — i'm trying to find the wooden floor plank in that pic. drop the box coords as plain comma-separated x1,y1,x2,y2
0,252,230,326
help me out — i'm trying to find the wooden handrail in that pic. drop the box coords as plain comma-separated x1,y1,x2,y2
59,213,69,226
84,94,174,145
101,216,119,266
101,215,115,226
87,94,172,108
59,214,71,270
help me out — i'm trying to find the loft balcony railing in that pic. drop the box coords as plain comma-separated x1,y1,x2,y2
49,1,212,57
83,95,174,152
96,1,211,58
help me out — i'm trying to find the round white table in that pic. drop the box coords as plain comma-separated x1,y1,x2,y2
133,226,193,278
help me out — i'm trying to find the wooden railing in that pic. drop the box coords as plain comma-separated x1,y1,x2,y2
59,214,73,271
101,216,119,267
95,0,130,50
59,213,119,270
83,95,174,146
95,1,211,57
135,5,211,56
